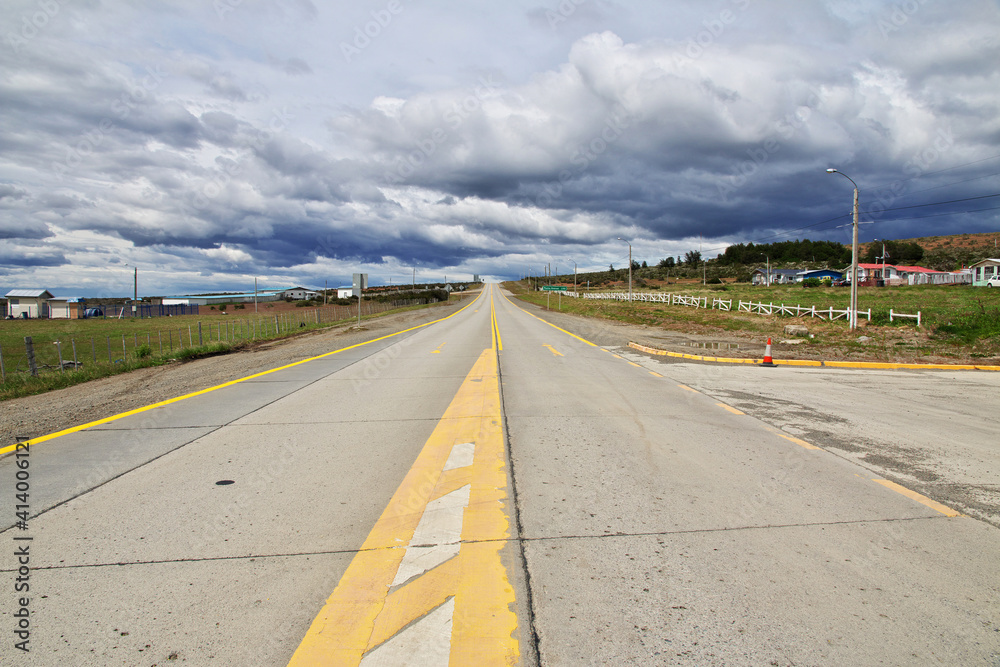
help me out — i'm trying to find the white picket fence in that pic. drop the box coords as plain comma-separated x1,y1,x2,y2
563,291,921,325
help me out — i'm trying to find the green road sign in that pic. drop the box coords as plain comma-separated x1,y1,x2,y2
541,286,568,291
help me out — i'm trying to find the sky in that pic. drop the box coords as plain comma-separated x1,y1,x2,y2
1,0,999,296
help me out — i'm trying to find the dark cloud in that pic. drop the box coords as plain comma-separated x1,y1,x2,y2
0,1,998,293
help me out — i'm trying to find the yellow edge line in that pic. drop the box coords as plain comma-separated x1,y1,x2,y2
677,384,700,394
873,479,961,517
0,291,486,457
775,432,821,450
628,342,1000,371
500,290,598,347
716,403,745,416
649,371,663,378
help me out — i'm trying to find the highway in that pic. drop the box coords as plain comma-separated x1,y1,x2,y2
2,283,998,666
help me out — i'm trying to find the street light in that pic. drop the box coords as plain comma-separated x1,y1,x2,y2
617,237,632,302
826,168,860,329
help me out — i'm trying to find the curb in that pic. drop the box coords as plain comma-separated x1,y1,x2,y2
627,342,1000,371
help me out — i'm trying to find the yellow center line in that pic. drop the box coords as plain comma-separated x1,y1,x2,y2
872,479,961,517
432,343,447,354
627,361,641,368
716,403,746,416
649,371,663,378
677,384,700,394
288,342,518,665
543,344,564,357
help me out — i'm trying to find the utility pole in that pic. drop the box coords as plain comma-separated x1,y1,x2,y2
827,169,861,329
574,262,577,294
617,237,632,302
133,267,137,316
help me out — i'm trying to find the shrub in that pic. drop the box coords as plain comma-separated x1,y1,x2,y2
136,344,153,359
802,278,822,288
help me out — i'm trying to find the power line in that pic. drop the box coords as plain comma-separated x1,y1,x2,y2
867,152,1000,192
874,192,1000,213
869,204,1000,224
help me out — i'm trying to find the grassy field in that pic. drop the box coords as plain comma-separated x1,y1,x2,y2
0,297,455,400
507,281,1000,361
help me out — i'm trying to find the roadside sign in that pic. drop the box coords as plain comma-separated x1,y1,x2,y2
541,286,567,291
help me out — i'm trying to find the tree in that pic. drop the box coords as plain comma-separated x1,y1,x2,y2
641,260,648,269
608,263,615,272
657,257,676,268
684,250,702,267
631,260,641,271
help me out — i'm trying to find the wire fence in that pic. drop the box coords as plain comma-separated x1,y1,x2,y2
0,299,427,384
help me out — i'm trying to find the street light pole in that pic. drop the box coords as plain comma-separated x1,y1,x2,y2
827,168,860,329
617,237,632,302
573,261,577,295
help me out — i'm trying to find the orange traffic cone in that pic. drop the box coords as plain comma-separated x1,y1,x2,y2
762,337,776,367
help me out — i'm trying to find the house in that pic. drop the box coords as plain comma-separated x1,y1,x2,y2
796,269,844,282
280,287,319,300
971,259,1000,287
48,296,87,319
751,269,800,285
337,287,356,299
5,289,54,318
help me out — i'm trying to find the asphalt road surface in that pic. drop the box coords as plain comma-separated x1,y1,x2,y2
2,284,998,666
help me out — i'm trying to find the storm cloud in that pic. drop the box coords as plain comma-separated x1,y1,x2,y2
1,0,998,294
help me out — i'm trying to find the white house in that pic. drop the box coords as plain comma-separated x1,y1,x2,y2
48,296,87,319
5,289,54,318
337,287,355,299
971,259,1000,287
281,287,319,300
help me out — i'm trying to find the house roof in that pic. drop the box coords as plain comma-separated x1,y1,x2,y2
751,268,800,275
970,258,1000,268
796,269,843,276
5,289,54,298
48,296,86,302
893,265,944,274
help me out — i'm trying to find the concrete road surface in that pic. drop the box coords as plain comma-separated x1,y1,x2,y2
1,284,998,666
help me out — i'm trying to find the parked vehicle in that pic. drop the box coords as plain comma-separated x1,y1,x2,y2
83,307,104,318
987,276,1000,287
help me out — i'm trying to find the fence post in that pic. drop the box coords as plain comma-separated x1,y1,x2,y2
56,341,65,373
159,331,162,354
917,311,921,327
169,330,173,351
198,321,203,346
890,309,895,323
107,336,112,363
24,337,37,377
72,339,78,367
188,325,193,347
92,337,96,363
0,343,5,383
122,335,127,361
